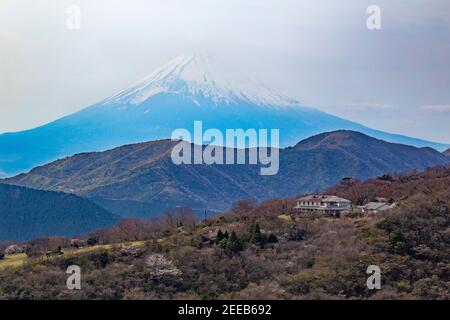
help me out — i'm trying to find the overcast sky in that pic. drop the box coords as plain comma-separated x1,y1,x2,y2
1,0,449,143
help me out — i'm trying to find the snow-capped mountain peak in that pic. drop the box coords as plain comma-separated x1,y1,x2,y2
106,54,300,107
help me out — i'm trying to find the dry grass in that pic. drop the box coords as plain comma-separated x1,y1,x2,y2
0,241,146,270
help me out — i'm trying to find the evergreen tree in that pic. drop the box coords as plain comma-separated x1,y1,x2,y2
225,231,243,254
268,233,278,243
215,229,224,244
249,222,265,246
229,230,238,242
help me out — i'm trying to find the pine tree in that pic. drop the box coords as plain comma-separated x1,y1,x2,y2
215,229,224,244
248,222,269,247
229,230,238,242
225,231,243,254
249,222,262,244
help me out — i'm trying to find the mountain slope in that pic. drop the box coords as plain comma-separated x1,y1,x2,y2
1,165,449,300
0,184,119,240
0,54,448,177
444,149,450,157
5,131,449,218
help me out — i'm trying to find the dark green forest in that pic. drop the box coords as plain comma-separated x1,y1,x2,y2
0,184,119,240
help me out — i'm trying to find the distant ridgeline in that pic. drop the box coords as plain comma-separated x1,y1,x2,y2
4,130,449,219
0,54,449,177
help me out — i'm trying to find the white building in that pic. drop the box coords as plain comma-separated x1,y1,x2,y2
294,195,352,216
359,202,396,214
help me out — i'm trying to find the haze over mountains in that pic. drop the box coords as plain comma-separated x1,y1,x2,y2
6,131,449,218
1,55,449,238
0,54,448,177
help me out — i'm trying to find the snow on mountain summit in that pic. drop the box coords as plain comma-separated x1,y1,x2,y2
106,54,300,107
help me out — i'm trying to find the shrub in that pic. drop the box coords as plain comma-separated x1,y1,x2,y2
87,238,98,246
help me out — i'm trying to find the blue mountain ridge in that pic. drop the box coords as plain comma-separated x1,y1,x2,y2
1,54,448,177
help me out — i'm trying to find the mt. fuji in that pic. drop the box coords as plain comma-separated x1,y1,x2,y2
0,54,448,177
106,54,299,107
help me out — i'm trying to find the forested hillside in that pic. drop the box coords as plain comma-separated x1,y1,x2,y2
0,166,448,299
0,184,119,240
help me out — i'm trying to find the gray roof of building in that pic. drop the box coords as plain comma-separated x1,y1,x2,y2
361,202,391,211
296,195,351,203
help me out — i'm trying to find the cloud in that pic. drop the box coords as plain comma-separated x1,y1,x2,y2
420,105,450,113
